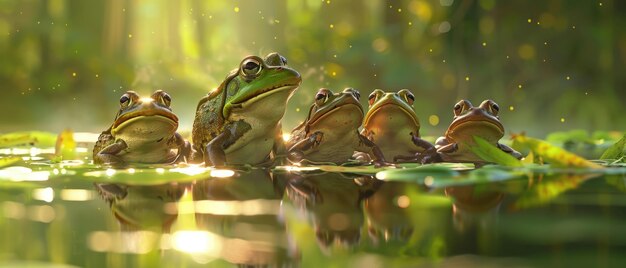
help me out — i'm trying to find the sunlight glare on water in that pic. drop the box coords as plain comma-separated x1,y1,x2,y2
171,231,222,255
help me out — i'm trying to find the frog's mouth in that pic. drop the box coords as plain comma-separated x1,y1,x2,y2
364,102,419,128
308,102,364,127
232,84,299,108
448,116,505,137
113,110,178,130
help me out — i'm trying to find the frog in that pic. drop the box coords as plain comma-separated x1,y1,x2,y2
360,89,435,162
191,52,302,167
420,99,522,163
286,87,388,165
93,90,190,165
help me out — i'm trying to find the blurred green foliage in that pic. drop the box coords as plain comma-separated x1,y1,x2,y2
0,0,624,136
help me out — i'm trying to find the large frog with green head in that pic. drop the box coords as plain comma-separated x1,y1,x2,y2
286,88,388,165
191,53,301,166
93,90,190,165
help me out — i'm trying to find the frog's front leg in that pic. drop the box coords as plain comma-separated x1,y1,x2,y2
95,139,128,166
204,120,251,167
172,133,191,163
392,133,437,163
411,132,435,151
287,131,324,163
497,143,523,159
357,133,392,167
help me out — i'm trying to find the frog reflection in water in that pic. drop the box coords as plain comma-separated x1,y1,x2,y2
287,88,388,165
95,183,185,232
285,171,381,249
93,90,190,165
417,100,522,164
192,169,299,267
192,52,302,167
361,89,435,162
364,181,415,243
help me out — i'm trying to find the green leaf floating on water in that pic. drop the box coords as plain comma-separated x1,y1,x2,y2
512,134,604,169
468,136,523,167
376,164,527,188
600,134,626,161
0,131,58,148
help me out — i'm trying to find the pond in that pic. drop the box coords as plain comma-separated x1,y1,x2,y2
1,135,625,268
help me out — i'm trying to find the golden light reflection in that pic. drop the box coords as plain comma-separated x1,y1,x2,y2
0,166,49,181
33,187,54,202
210,169,235,178
27,205,56,223
171,231,222,254
2,201,26,219
424,176,435,186
87,231,158,254
105,168,116,176
60,189,94,201
139,97,154,103
396,195,411,208
282,133,291,142
165,199,281,216
170,165,208,176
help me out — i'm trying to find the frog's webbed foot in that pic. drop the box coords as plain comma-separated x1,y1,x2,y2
497,143,523,159
357,133,393,167
393,146,442,164
95,139,128,167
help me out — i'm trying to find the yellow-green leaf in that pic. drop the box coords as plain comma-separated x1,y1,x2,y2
0,156,21,168
55,129,77,160
600,134,626,160
0,131,58,148
512,134,604,169
468,136,523,167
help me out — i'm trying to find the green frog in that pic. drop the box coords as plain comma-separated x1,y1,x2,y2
286,88,388,165
191,52,301,166
422,99,522,163
93,90,190,165
361,89,434,162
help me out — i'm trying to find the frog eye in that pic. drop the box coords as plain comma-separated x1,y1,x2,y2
315,89,330,106
406,94,415,104
368,89,385,106
398,89,415,105
491,103,499,115
453,101,464,116
119,94,131,107
162,93,172,107
241,57,263,77
352,90,361,100
343,87,360,100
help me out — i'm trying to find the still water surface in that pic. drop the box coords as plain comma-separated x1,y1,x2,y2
1,155,626,267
